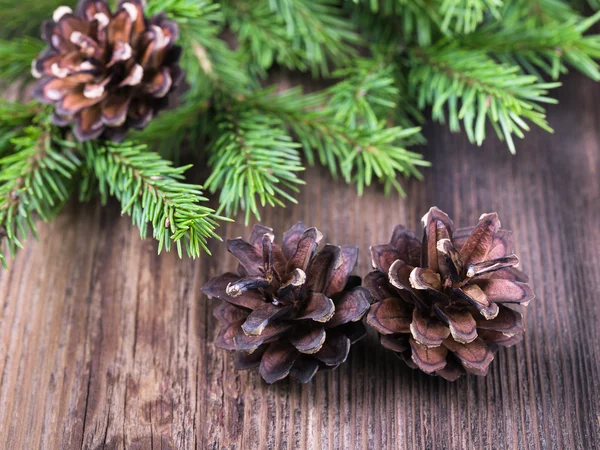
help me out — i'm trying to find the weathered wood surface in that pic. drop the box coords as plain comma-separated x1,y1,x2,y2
1,72,599,450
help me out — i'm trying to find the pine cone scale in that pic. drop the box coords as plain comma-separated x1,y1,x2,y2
435,305,477,344
289,324,326,354
409,338,448,373
410,309,450,347
324,287,371,328
366,297,412,335
259,341,299,384
285,228,320,273
472,279,535,304
305,244,341,293
295,292,335,322
313,331,350,366
325,246,359,297
459,213,501,266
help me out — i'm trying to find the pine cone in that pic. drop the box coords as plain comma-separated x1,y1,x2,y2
365,207,534,380
32,0,183,141
202,223,372,384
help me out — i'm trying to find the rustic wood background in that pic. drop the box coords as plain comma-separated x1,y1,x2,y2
1,72,599,450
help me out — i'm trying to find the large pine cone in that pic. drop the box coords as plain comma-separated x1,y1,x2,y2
32,0,183,141
365,207,534,380
202,223,372,384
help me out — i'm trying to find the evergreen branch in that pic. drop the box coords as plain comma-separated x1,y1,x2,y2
0,38,45,83
82,140,226,258
0,114,81,268
0,0,68,38
328,58,401,129
408,43,561,153
350,0,501,45
0,100,40,158
148,0,251,97
520,0,582,23
438,0,502,34
268,0,361,74
462,6,600,80
133,99,211,160
204,109,305,224
327,56,424,136
247,85,429,196
221,1,309,75
350,0,440,47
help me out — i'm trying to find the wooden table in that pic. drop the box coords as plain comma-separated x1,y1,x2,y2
1,72,599,450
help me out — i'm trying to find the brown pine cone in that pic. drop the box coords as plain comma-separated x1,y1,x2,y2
365,207,534,380
32,0,183,141
202,223,372,384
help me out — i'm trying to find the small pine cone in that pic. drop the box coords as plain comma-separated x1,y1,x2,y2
32,0,183,141
365,207,534,380
202,223,372,384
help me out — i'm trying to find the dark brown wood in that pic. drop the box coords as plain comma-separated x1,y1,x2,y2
1,72,599,450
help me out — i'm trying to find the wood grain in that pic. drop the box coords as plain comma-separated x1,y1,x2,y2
1,72,599,450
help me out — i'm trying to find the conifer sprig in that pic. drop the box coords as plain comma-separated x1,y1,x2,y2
222,1,309,75
268,0,360,75
246,83,428,195
0,110,80,267
205,109,305,224
408,43,561,153
0,38,45,83
461,8,600,80
81,140,227,258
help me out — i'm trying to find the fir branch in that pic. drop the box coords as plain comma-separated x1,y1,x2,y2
204,109,305,224
327,56,424,136
148,0,251,97
0,38,45,83
438,0,502,34
0,101,39,157
462,6,600,80
408,43,561,153
268,0,361,75
82,140,226,257
221,1,309,75
522,0,582,23
350,0,440,47
0,113,81,268
350,0,500,45
0,0,68,38
247,85,428,196
328,58,401,129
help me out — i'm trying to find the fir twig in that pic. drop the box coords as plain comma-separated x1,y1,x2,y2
268,0,360,75
461,7,600,80
148,0,251,97
205,108,305,224
408,43,561,153
221,1,309,75
81,140,227,258
0,111,80,268
0,38,45,83
0,100,39,157
247,84,428,196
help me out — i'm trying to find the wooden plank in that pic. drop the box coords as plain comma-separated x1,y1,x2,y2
1,72,599,449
